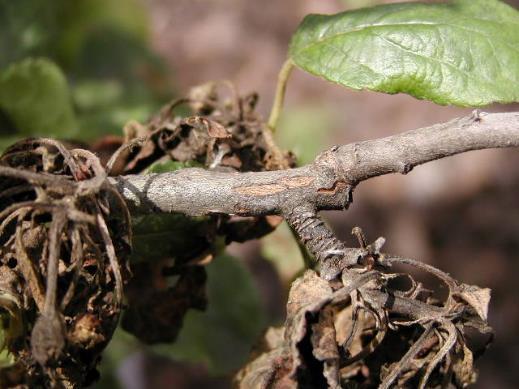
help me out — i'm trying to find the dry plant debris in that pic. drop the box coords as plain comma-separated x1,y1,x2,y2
0,139,131,387
0,84,500,388
235,229,493,389
107,82,293,344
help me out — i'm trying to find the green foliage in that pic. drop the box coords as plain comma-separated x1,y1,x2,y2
152,255,267,374
0,0,149,70
51,0,149,69
0,58,77,138
98,255,266,385
146,160,204,174
0,0,60,67
0,291,23,368
276,106,334,165
0,326,15,369
290,0,519,106
0,348,14,369
0,0,169,144
262,222,304,282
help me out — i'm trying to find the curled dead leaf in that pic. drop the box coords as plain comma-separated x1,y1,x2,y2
455,284,491,321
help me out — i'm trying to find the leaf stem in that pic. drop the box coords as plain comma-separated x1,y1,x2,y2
267,58,295,132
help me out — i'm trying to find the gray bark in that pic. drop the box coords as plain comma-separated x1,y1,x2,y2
111,111,519,217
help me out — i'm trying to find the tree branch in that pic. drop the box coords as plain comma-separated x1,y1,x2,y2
110,111,519,218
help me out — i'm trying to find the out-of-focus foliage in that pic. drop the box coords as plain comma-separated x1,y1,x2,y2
0,0,170,146
0,0,148,68
131,214,216,262
152,255,267,375
276,106,334,165
146,160,204,174
97,254,267,387
261,222,304,282
0,58,77,139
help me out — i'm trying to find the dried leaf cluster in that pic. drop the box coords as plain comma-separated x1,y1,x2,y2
107,82,293,346
0,139,131,387
0,83,293,387
236,231,493,388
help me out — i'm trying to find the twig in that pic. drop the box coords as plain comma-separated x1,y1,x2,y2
285,206,362,279
379,324,434,389
96,212,124,307
267,58,295,131
111,112,519,218
43,209,67,315
419,321,457,389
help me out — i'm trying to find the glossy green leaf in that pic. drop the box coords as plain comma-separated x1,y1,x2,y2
289,0,519,106
0,58,77,137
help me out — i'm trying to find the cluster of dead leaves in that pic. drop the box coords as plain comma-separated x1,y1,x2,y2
0,82,294,387
97,82,293,345
236,239,493,388
0,139,131,387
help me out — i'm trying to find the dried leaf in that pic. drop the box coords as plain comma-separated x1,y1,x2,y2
452,342,477,387
456,284,491,321
0,139,131,386
234,347,294,389
285,270,335,384
234,327,295,389
286,270,334,320
311,307,340,388
122,264,207,344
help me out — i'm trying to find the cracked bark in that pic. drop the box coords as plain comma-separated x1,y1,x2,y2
284,206,362,279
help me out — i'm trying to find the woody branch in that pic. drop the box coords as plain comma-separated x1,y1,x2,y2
112,111,519,218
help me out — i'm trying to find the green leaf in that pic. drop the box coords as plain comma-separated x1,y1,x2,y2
153,255,267,375
262,222,304,282
289,0,519,106
146,160,203,174
277,106,334,165
56,0,150,68
0,58,77,137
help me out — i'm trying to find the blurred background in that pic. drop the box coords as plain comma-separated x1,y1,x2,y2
1,0,519,387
